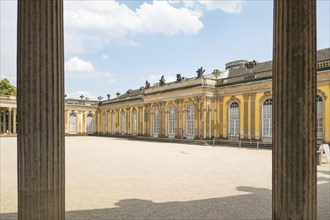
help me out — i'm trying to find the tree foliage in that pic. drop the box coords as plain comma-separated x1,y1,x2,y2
0,78,16,96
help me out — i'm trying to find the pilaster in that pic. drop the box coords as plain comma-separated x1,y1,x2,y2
243,94,249,139
219,97,224,138
250,93,256,139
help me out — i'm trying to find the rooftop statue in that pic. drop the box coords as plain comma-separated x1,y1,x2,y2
196,67,205,78
176,74,182,82
245,60,257,69
145,80,150,89
212,69,220,79
159,75,166,86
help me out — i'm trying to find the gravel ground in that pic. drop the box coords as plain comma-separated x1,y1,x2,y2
1,136,329,219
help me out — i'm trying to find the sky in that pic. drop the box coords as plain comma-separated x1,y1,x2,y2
1,0,329,100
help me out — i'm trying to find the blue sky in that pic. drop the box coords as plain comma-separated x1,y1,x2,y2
1,0,329,100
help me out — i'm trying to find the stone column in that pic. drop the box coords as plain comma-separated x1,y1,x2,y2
13,108,17,134
17,0,65,219
0,109,2,134
273,0,316,219
8,108,12,134
2,108,6,133
0,109,2,133
203,98,207,138
8,108,12,133
243,94,249,139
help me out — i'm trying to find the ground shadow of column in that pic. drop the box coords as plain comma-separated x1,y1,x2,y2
1,179,328,220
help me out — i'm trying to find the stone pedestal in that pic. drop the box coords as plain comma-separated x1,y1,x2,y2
272,0,316,219
17,0,65,219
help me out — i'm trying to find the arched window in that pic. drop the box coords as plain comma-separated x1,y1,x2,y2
69,113,77,134
229,102,239,137
153,108,159,136
111,112,115,133
262,99,272,137
168,106,175,136
102,112,106,133
121,111,125,134
86,114,94,134
186,104,194,136
132,110,137,135
317,95,323,139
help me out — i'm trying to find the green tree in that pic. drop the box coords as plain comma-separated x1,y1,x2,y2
0,78,16,96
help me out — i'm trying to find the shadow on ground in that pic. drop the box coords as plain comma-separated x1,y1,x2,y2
1,173,329,220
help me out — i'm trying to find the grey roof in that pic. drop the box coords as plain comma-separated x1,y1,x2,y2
227,48,330,78
227,61,272,78
317,48,330,61
116,88,144,99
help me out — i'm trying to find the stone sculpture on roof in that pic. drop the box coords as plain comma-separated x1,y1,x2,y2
196,67,205,78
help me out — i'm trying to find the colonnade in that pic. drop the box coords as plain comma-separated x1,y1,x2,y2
15,0,319,219
0,107,16,134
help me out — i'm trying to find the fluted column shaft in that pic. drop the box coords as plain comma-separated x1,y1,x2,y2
272,0,316,219
17,0,65,219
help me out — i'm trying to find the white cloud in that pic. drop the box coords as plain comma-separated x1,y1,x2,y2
146,74,176,84
136,1,203,35
171,0,244,14
101,54,109,60
198,1,243,13
65,57,94,72
66,90,97,100
64,0,203,54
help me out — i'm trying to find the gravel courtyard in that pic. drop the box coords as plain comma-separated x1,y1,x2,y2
1,136,329,219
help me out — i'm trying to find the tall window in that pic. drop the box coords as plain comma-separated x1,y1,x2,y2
102,112,106,133
262,99,272,137
317,95,323,139
168,106,175,135
132,110,137,134
86,114,94,134
69,113,77,134
186,104,194,136
153,108,159,135
111,112,115,133
229,102,239,137
121,111,125,133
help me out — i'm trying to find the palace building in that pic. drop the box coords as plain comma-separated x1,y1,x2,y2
1,48,330,143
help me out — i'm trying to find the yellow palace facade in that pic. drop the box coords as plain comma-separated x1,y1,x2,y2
1,48,330,143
